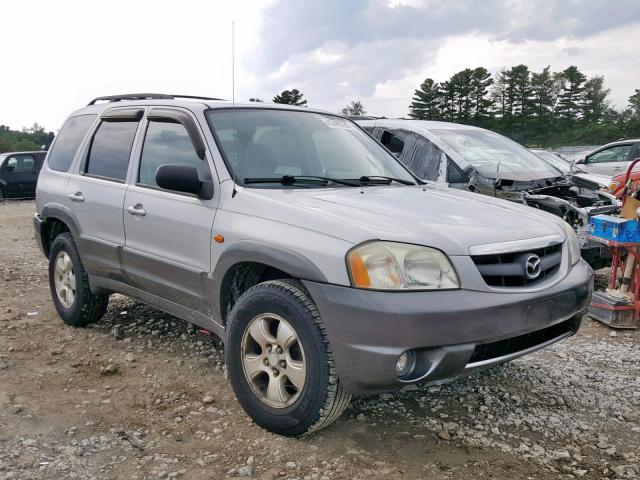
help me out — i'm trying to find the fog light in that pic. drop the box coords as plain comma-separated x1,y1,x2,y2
395,351,415,378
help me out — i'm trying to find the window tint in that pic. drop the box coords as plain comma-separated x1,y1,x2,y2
404,137,443,181
380,130,406,156
47,114,97,172
85,120,138,181
139,121,203,187
7,155,36,172
587,145,633,164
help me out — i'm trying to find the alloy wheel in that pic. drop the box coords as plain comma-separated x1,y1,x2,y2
240,313,307,408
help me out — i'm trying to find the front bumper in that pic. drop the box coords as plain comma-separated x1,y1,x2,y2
303,259,593,395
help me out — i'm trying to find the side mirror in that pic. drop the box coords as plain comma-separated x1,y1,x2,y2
155,164,213,199
4,164,15,172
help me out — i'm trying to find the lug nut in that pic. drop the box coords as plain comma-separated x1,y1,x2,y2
276,346,283,354
263,358,269,366
267,345,273,352
272,368,279,376
279,360,286,368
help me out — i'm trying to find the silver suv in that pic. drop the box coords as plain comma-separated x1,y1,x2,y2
35,94,593,436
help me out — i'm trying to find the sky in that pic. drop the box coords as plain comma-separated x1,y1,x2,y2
2,0,640,132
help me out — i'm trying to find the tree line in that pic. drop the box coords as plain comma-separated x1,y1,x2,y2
270,66,640,147
0,123,54,154
408,65,640,147
4,70,638,154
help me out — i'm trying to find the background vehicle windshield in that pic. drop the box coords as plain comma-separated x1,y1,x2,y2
206,109,415,187
432,129,562,181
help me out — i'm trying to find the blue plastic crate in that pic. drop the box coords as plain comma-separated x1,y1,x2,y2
589,214,640,243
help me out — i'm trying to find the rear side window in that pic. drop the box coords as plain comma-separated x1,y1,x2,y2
405,136,443,181
7,155,36,172
380,130,406,156
85,120,139,181
47,114,97,172
138,121,203,187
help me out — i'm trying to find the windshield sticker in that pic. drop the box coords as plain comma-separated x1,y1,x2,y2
322,117,356,130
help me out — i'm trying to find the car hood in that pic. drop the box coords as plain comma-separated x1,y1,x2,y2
227,183,566,256
572,172,610,188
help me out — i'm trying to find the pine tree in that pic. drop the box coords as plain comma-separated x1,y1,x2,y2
530,66,559,122
408,78,441,119
556,66,586,122
581,76,611,124
628,89,640,117
450,68,473,123
341,100,367,116
470,67,493,126
272,89,307,106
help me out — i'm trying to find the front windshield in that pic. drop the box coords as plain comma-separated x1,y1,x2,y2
206,109,415,187
0,154,6,166
431,129,562,180
532,151,572,174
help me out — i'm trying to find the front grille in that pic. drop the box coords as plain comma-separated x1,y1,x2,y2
467,318,576,365
472,243,562,287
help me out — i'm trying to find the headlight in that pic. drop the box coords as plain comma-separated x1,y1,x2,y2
562,222,580,266
347,241,460,290
608,180,620,193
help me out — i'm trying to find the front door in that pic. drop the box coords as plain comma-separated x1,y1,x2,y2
582,143,635,175
122,109,218,315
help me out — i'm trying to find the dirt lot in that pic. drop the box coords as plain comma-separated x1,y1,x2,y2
1,200,639,480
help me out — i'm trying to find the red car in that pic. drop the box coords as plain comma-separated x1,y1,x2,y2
609,169,640,199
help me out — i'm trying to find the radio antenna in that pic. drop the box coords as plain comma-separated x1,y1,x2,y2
231,20,238,198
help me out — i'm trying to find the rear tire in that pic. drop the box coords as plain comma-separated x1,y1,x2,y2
226,279,351,436
48,232,109,327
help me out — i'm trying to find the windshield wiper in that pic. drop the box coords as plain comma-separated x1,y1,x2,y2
244,175,360,187
358,175,415,186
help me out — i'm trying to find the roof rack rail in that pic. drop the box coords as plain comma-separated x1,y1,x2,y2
87,93,226,106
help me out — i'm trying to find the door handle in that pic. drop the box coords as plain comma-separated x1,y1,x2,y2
127,204,146,216
68,192,85,202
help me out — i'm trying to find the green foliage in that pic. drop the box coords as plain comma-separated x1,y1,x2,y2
0,123,53,154
341,100,367,116
408,64,639,147
272,89,307,106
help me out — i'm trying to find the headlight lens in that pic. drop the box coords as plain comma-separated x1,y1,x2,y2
347,241,460,290
608,180,620,193
562,222,581,266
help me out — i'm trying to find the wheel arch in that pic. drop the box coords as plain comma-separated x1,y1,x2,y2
212,241,328,326
40,204,82,257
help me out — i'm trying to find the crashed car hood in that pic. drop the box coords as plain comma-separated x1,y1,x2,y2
230,183,565,256
571,172,611,188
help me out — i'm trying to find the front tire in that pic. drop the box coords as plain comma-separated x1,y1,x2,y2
48,232,109,327
226,280,351,436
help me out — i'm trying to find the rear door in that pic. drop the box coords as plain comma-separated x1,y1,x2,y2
122,108,218,315
65,108,142,280
582,143,635,175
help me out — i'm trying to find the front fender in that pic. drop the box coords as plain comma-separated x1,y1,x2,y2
211,240,328,325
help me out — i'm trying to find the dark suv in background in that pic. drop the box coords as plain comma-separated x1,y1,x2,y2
0,151,47,199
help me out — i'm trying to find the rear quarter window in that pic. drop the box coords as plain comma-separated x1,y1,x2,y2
47,114,97,172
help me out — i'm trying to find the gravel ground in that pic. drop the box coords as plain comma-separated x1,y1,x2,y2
1,200,639,480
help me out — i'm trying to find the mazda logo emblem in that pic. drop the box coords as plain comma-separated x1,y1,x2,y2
524,254,542,279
